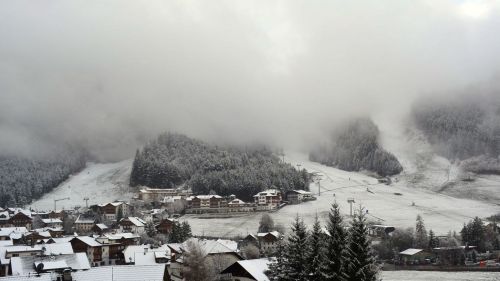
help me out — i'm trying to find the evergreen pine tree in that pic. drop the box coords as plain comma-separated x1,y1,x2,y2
321,202,347,281
283,215,309,281
306,214,325,281
181,221,192,240
414,214,428,248
267,238,286,281
428,229,439,249
345,207,379,281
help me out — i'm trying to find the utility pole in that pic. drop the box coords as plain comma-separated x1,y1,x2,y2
83,197,89,208
316,177,322,197
54,197,70,211
347,198,355,217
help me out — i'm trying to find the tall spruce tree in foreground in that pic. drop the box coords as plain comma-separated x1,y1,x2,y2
321,202,347,281
267,237,286,281
283,215,309,281
306,214,325,281
345,207,379,281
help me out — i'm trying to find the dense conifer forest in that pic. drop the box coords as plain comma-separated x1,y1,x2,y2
309,118,403,177
0,146,88,208
130,133,310,201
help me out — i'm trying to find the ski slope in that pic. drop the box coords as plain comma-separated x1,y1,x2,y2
28,159,135,211
184,151,500,237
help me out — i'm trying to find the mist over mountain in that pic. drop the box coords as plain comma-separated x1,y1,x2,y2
2,1,500,162
412,88,500,174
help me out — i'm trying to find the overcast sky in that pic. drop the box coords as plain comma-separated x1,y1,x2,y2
1,0,500,160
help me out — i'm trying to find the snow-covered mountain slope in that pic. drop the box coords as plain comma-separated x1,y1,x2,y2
374,114,500,204
28,159,135,211
184,151,500,237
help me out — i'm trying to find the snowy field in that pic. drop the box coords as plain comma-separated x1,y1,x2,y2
184,151,500,237
28,159,135,211
380,271,500,281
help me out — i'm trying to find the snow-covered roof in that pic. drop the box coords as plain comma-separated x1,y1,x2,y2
73,236,102,247
254,189,280,197
0,227,28,237
5,245,44,254
0,240,13,247
34,260,69,270
123,244,170,263
257,231,281,238
134,252,156,265
0,274,52,281
105,232,139,240
179,238,238,255
399,248,424,255
216,239,238,252
42,242,74,255
41,218,62,224
289,189,312,195
75,215,95,224
222,258,272,281
228,199,246,205
95,223,109,230
122,217,145,227
71,264,166,281
10,252,90,275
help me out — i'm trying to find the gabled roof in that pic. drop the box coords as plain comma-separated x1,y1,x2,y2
257,231,281,239
123,244,170,264
10,252,90,275
121,217,145,227
399,248,424,256
221,258,272,281
254,189,280,197
72,236,101,247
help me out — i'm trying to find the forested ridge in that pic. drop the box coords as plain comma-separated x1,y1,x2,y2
309,118,403,177
412,92,500,174
130,133,310,201
0,146,88,208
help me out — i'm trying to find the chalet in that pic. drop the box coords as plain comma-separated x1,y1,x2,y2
74,216,96,234
169,238,242,281
399,248,434,265
257,231,281,253
92,223,110,235
185,195,229,214
254,189,282,211
227,198,255,212
104,233,140,247
138,187,192,202
123,244,171,264
119,217,146,235
368,225,395,238
156,218,176,235
286,190,313,204
220,258,272,281
41,218,63,229
7,212,33,230
70,236,122,266
98,202,132,222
